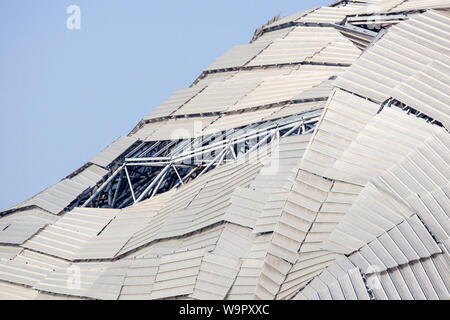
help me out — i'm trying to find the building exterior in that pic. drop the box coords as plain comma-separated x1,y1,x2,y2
0,0,449,300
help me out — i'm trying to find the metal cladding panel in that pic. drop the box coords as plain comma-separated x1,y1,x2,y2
0,250,70,288
190,253,241,300
23,208,118,260
262,169,334,265
0,208,56,245
228,72,336,112
296,263,371,301
223,187,267,229
306,38,362,65
89,136,138,168
149,248,204,299
253,27,294,43
226,259,264,300
144,85,206,120
334,10,450,128
70,164,108,187
4,165,107,216
74,193,173,260
205,41,271,71
85,259,130,300
202,107,282,136
369,253,450,300
300,88,441,186
325,129,449,255
264,8,314,29
213,224,255,259
119,152,265,257
0,282,39,300
119,257,159,300
195,71,238,87
347,215,441,274
298,3,366,24
389,0,450,13
262,102,325,122
144,117,218,141
407,185,450,245
131,121,165,140
277,251,338,299
299,88,379,181
35,262,109,298
0,245,22,261
254,253,292,300
173,79,261,116
247,27,346,67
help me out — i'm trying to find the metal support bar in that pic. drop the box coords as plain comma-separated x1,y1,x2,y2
111,169,124,207
124,166,136,203
135,163,172,203
151,167,169,198
197,147,228,179
172,165,184,185
82,165,125,207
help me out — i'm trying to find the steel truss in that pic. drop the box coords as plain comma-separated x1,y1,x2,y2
80,111,321,209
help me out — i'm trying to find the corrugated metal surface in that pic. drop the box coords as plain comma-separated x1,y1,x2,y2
226,259,264,300
306,37,362,65
149,248,204,299
118,257,158,300
35,262,109,298
0,208,56,245
0,245,22,261
190,253,241,300
228,71,337,112
213,224,255,259
407,184,450,247
298,3,366,24
173,79,261,116
262,101,325,122
299,88,441,186
144,116,218,141
264,8,316,29
389,0,450,13
118,148,267,256
23,208,118,260
334,10,450,128
247,27,350,67
202,107,282,136
294,256,370,300
205,41,272,71
278,251,339,299
267,169,334,263
4,164,107,215
130,121,165,140
325,129,449,255
144,85,206,120
0,249,70,288
0,282,39,300
254,253,292,300
348,215,442,273
223,187,267,229
368,253,450,300
89,136,138,168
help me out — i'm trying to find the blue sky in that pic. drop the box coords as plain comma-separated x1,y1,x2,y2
0,0,330,210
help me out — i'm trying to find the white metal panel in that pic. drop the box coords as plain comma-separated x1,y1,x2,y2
190,253,241,300
149,248,205,299
89,136,138,168
144,85,206,120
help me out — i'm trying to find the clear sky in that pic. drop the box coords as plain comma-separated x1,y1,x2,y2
0,0,331,210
